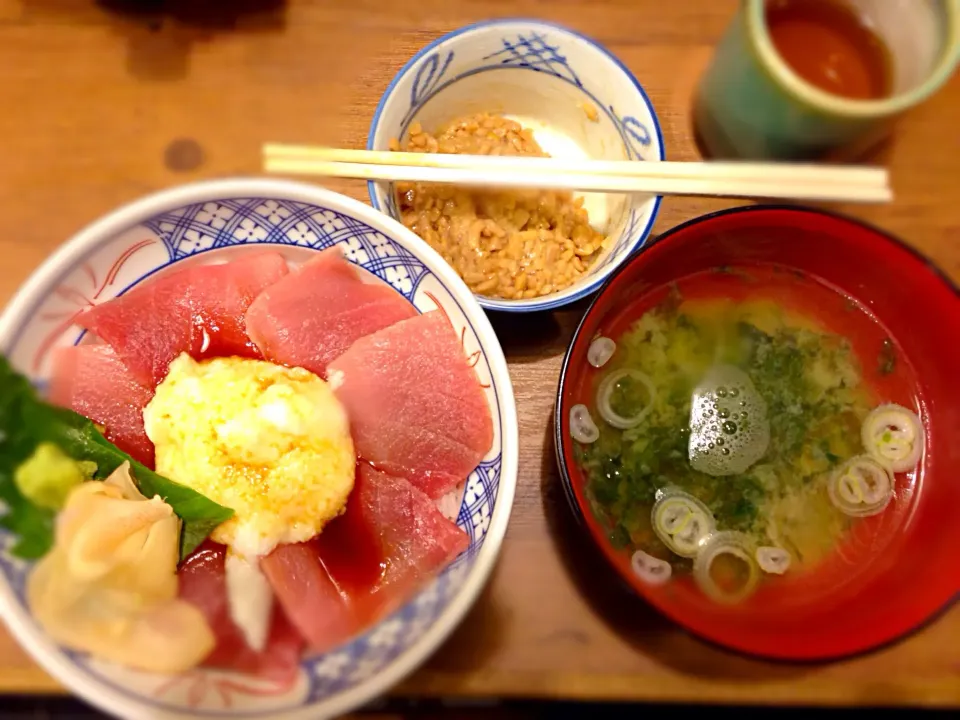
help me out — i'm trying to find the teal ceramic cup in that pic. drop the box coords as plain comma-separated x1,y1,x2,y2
695,0,960,160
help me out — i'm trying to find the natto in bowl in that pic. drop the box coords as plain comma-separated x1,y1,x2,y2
367,18,664,313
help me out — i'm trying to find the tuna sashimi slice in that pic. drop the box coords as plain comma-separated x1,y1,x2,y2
49,344,156,468
262,466,468,649
178,541,303,683
244,247,417,377
347,464,469,592
318,465,468,611
79,252,289,386
327,310,493,497
260,540,358,654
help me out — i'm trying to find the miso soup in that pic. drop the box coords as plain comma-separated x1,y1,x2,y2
570,264,924,604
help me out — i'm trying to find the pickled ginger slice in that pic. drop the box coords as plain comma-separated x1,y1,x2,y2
27,464,215,674
49,345,155,467
327,311,493,498
244,247,417,378
57,470,178,593
79,252,289,386
29,547,214,675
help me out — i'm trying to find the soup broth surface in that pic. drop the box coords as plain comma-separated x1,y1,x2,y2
575,264,918,599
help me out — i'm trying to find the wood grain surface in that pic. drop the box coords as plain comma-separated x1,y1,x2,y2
1,0,959,707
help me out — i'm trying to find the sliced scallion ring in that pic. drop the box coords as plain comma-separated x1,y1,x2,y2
630,549,672,586
756,546,791,575
693,531,760,604
827,454,893,517
587,336,616,368
861,403,924,473
651,490,716,558
569,403,600,444
596,369,656,430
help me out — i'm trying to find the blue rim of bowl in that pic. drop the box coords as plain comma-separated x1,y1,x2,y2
365,17,665,314
553,203,960,663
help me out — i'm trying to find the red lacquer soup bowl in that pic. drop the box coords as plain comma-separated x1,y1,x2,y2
555,206,960,661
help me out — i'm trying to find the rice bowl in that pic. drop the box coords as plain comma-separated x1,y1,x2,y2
0,178,519,719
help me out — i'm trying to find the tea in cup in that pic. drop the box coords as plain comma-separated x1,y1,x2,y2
695,0,960,160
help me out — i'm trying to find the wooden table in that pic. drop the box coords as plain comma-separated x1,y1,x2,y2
2,0,960,708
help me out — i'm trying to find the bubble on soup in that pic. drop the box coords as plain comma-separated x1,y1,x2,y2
688,364,770,476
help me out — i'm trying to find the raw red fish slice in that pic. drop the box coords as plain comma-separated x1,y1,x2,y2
49,344,156,467
327,310,493,497
192,253,290,359
79,278,199,388
244,247,417,377
260,540,358,653
264,466,468,649
178,541,303,683
350,464,469,591
79,252,289,386
318,465,468,615
312,470,389,602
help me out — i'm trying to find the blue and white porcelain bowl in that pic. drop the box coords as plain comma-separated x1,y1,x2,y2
0,179,519,720
367,19,665,313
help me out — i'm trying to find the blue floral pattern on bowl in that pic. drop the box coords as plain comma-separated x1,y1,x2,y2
0,186,515,720
393,30,655,180
480,31,583,86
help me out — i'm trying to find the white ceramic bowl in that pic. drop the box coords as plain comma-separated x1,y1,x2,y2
367,18,665,313
0,179,518,720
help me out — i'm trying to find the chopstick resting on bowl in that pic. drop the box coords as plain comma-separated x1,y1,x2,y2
262,144,893,204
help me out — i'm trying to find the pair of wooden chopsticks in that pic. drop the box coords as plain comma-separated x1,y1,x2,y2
262,143,892,204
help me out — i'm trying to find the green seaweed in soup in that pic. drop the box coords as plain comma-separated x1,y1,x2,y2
578,294,873,572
